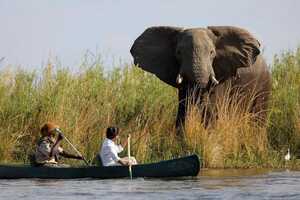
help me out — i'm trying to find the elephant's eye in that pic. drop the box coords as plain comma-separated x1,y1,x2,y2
210,50,215,57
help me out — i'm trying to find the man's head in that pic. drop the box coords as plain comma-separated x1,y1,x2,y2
106,127,119,140
40,122,59,137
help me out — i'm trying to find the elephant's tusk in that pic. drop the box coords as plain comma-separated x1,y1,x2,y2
211,76,219,85
176,73,183,84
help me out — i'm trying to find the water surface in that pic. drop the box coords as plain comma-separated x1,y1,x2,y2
1,169,300,200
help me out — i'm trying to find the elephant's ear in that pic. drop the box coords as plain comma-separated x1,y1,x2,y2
208,26,260,76
130,26,183,87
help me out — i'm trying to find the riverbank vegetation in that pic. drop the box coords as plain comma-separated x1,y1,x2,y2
0,48,299,168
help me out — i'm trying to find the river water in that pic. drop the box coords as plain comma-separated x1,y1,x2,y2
0,169,299,200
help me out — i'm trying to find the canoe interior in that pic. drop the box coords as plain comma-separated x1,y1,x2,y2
0,154,201,179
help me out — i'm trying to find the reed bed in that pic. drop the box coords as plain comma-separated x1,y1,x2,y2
0,48,299,168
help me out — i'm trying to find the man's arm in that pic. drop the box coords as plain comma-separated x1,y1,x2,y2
59,151,83,160
117,159,128,166
50,135,63,157
108,147,128,165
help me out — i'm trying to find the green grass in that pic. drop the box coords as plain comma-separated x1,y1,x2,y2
268,49,300,152
0,48,299,168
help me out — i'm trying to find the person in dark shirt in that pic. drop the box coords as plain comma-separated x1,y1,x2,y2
34,122,83,167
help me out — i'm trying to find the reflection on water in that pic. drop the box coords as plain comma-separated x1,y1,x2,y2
0,169,300,200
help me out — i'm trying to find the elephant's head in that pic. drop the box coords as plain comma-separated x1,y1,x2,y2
130,26,260,90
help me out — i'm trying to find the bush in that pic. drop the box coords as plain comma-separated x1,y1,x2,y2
0,48,299,168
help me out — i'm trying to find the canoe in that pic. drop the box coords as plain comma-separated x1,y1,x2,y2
0,154,200,179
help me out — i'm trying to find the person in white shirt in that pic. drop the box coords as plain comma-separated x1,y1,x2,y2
99,127,137,167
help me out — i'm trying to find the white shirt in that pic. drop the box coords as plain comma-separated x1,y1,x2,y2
99,138,124,166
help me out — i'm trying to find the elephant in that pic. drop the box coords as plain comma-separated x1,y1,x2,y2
130,26,271,131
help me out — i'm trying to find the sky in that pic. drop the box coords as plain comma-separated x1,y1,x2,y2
0,0,300,70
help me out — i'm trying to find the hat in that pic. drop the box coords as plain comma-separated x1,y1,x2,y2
106,127,119,139
40,122,59,137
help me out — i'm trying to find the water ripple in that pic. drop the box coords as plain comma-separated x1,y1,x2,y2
0,170,300,200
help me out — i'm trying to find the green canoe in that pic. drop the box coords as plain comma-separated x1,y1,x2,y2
0,154,200,179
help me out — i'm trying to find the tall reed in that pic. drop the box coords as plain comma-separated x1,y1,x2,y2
183,85,269,168
268,48,300,159
0,48,299,168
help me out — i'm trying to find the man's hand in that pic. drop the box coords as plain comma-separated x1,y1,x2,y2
57,132,64,141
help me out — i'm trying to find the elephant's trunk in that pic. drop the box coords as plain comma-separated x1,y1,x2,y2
193,64,219,89
195,61,219,88
176,71,219,86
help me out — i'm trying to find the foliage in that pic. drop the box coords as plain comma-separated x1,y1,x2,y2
0,48,299,168
268,48,300,157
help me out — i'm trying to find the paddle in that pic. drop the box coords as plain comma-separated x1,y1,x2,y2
128,134,133,179
55,128,89,166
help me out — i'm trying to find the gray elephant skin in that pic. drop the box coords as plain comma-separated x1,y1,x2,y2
130,26,271,130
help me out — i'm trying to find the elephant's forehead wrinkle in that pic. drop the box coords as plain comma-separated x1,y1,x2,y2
181,34,213,54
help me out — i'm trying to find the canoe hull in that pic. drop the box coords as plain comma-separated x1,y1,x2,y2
0,154,200,179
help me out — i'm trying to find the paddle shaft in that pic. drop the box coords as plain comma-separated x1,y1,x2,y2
63,136,89,166
128,134,132,179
